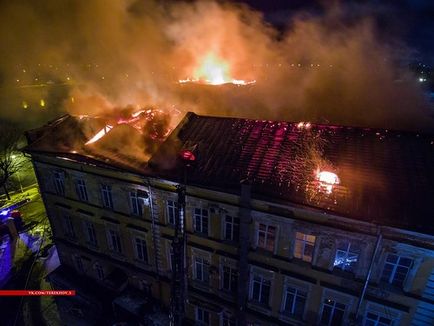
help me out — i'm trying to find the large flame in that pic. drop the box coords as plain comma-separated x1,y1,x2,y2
179,52,255,86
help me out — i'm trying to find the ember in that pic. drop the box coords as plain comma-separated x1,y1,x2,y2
179,149,196,161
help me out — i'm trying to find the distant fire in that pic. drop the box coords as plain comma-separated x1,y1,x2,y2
179,52,255,86
316,170,340,194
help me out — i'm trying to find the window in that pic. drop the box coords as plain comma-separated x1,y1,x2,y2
134,237,148,263
101,185,114,209
108,229,122,254
282,286,307,319
76,179,88,201
130,191,143,216
196,307,210,325
194,257,210,283
167,200,178,225
194,208,209,235
250,275,271,306
334,241,359,272
224,216,240,241
222,312,237,326
63,215,75,238
74,256,84,273
222,265,238,293
94,263,104,280
84,221,97,246
293,232,316,262
381,254,413,288
364,312,394,326
257,223,276,252
53,171,65,196
168,245,174,271
320,298,347,326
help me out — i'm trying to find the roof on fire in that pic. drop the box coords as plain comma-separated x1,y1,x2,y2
149,112,434,235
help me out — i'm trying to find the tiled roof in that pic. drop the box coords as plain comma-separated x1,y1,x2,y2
150,112,434,235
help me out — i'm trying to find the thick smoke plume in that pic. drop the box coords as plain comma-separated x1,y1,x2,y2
0,0,432,131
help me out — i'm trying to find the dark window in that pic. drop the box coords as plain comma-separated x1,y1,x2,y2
320,298,346,326
381,254,413,288
53,171,65,196
224,216,240,241
283,286,307,318
251,275,271,306
101,185,114,209
257,224,276,252
135,237,148,263
222,266,238,293
76,179,88,201
194,208,209,235
167,200,178,225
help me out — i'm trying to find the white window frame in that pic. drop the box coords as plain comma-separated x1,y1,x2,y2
63,214,75,238
256,223,276,252
76,179,88,201
107,228,122,254
129,191,143,216
334,241,359,272
193,208,209,235
194,256,210,283
84,220,97,246
319,290,353,326
195,306,210,325
224,215,239,241
134,237,149,263
101,184,114,209
293,232,316,262
281,285,308,319
166,200,178,225
249,273,272,306
381,253,413,287
221,264,238,292
94,262,104,280
53,171,65,196
363,302,401,326
74,255,84,274
167,242,174,271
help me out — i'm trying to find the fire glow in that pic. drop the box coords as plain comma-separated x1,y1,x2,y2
179,52,255,86
316,170,340,194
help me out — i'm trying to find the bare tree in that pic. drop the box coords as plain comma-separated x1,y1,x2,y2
0,121,23,200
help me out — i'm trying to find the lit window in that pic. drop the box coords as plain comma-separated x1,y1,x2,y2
222,265,238,293
334,242,359,272
101,185,114,209
257,224,276,252
381,254,413,288
94,263,104,280
194,208,209,235
320,298,347,326
250,274,271,306
196,307,210,325
194,257,210,283
84,221,97,247
53,171,65,196
282,286,307,319
134,237,148,263
107,229,122,254
293,232,316,262
167,200,178,225
224,216,240,241
130,191,143,216
75,179,88,201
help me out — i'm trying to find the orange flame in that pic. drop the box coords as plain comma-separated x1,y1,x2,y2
85,125,113,145
179,52,255,85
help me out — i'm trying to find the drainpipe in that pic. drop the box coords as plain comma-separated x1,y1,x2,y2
354,226,382,323
147,181,163,301
237,179,252,325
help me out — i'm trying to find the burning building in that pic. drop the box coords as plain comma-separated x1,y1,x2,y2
24,112,434,325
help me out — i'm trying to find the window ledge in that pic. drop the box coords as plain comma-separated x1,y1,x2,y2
247,301,272,316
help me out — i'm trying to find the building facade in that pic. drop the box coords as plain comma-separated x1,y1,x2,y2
25,114,434,325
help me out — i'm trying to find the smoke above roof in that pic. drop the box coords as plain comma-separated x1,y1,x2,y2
0,0,432,131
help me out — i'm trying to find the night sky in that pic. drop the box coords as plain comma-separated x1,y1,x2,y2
237,0,434,65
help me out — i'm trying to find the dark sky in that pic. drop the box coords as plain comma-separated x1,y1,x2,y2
236,0,434,65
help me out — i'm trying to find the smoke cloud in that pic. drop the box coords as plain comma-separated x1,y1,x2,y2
0,0,432,131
